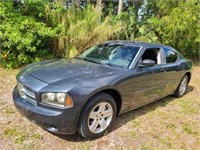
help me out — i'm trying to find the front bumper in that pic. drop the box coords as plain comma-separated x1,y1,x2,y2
13,86,78,134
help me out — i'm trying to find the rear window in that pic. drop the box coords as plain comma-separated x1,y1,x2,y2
164,48,178,63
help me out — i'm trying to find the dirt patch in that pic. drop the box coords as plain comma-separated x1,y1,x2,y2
0,67,199,150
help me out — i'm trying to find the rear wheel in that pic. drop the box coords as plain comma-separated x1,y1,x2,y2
78,93,117,139
174,75,189,97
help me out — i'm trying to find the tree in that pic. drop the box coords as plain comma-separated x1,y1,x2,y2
76,0,80,7
96,0,102,9
96,0,102,5
0,1,57,68
137,0,199,59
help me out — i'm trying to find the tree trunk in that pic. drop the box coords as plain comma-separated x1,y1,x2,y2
118,0,123,15
64,0,70,8
96,0,102,9
76,0,80,8
96,0,102,6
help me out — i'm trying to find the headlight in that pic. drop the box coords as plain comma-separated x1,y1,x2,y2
41,93,73,108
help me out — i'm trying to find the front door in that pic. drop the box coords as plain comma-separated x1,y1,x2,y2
129,47,166,108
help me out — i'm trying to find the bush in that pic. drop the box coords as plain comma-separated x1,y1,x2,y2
45,4,122,58
0,1,198,68
0,1,122,68
0,2,56,68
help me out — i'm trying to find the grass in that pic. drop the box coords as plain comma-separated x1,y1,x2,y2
32,133,43,140
3,107,16,115
140,142,154,150
0,66,200,150
183,123,198,135
3,126,26,144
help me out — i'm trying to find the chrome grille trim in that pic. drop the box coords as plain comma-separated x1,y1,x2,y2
17,82,36,105
21,88,35,99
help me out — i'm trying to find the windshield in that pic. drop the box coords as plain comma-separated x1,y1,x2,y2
79,44,140,68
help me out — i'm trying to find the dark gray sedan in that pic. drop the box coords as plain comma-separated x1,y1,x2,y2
13,41,193,139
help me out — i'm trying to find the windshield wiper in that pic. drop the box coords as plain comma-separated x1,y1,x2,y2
77,57,118,68
82,58,103,65
74,56,81,59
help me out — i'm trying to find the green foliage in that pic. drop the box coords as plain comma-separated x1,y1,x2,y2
0,0,199,68
113,8,138,40
0,1,122,68
22,0,46,19
45,4,122,58
114,0,199,60
161,0,199,59
138,0,200,59
113,1,143,41
0,2,57,68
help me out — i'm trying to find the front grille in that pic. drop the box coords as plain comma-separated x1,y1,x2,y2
17,82,36,105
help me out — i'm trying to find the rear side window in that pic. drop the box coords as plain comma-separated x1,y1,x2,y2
164,48,178,63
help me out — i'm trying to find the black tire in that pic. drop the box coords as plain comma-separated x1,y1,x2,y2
78,93,117,139
174,75,189,98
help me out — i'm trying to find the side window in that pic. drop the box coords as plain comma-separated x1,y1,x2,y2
141,48,162,65
164,48,178,63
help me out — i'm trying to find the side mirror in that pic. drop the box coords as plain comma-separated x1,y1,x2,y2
139,59,156,67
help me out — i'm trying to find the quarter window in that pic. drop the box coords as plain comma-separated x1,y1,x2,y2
164,48,178,63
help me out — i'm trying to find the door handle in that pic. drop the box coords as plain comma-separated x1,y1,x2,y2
160,69,166,72
180,66,185,70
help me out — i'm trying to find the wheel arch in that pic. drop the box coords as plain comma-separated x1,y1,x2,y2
77,88,122,128
185,71,191,83
100,89,122,115
82,88,122,115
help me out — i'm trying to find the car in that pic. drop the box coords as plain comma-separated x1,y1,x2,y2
13,41,193,139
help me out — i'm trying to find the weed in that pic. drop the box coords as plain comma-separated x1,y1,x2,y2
166,123,176,131
3,108,16,115
129,131,138,138
183,123,198,135
0,101,7,105
32,133,42,139
3,126,27,144
131,119,141,127
140,142,154,150
4,126,19,137
159,136,173,149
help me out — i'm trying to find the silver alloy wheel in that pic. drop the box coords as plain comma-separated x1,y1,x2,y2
88,102,113,134
179,76,188,96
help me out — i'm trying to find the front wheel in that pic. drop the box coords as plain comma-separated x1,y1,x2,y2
174,75,189,98
78,93,117,139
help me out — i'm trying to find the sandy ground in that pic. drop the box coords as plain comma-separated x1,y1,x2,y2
0,66,199,150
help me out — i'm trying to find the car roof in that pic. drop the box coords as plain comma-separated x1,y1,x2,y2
102,40,173,49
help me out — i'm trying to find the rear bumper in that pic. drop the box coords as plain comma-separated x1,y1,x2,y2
13,86,78,134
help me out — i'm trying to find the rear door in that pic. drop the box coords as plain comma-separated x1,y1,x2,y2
161,48,186,96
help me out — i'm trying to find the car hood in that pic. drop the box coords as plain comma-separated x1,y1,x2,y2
24,58,122,85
